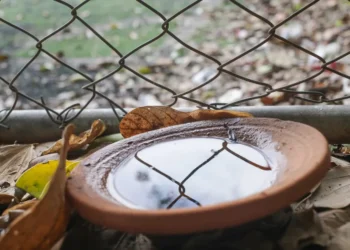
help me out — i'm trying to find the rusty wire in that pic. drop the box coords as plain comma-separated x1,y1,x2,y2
0,0,350,130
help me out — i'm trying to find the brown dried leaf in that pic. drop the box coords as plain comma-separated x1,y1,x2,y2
120,106,252,138
2,200,37,216
308,157,350,209
0,125,74,250
119,106,191,138
0,194,13,205
42,119,106,156
188,109,252,120
0,144,36,201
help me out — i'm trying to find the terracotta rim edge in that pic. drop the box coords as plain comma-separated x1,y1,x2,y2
66,118,330,234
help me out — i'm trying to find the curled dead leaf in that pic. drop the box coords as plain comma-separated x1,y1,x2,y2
42,119,106,156
0,211,25,230
2,200,37,216
119,106,253,138
0,124,74,250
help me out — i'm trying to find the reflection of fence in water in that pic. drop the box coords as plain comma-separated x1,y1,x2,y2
132,128,272,209
0,0,349,130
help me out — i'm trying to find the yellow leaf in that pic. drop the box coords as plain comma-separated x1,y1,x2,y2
15,160,79,199
0,124,74,250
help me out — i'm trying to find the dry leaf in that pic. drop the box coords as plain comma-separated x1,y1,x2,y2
33,142,56,157
317,209,350,250
119,106,252,138
16,160,79,199
279,209,329,250
319,208,350,231
0,144,36,201
0,194,14,205
188,109,252,120
331,157,350,168
308,157,350,209
291,182,321,213
0,125,74,250
29,154,60,169
328,222,350,250
42,119,106,155
2,200,37,216
119,106,191,138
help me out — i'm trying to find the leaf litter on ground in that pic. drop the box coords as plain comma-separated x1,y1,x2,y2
304,157,350,209
279,207,350,250
0,121,124,248
279,156,350,250
3,111,350,249
42,119,106,155
0,124,74,250
0,144,36,203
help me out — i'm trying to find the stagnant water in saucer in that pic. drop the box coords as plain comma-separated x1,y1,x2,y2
107,137,279,210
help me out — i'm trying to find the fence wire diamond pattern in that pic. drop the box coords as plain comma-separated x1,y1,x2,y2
0,0,349,129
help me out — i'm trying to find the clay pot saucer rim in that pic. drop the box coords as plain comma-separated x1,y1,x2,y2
67,118,330,234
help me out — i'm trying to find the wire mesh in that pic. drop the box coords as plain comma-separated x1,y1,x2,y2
0,0,349,130
0,4,348,241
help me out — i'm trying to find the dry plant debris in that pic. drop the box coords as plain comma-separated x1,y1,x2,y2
0,124,74,250
42,119,106,155
119,106,252,138
0,145,36,203
2,115,350,249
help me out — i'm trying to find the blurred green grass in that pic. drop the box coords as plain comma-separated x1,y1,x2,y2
0,0,185,58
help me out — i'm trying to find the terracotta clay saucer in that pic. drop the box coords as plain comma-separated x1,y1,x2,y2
66,118,330,235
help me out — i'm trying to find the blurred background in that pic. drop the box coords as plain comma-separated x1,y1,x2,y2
0,0,349,111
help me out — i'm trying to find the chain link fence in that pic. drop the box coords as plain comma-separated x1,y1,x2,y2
0,3,348,244
0,0,349,130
